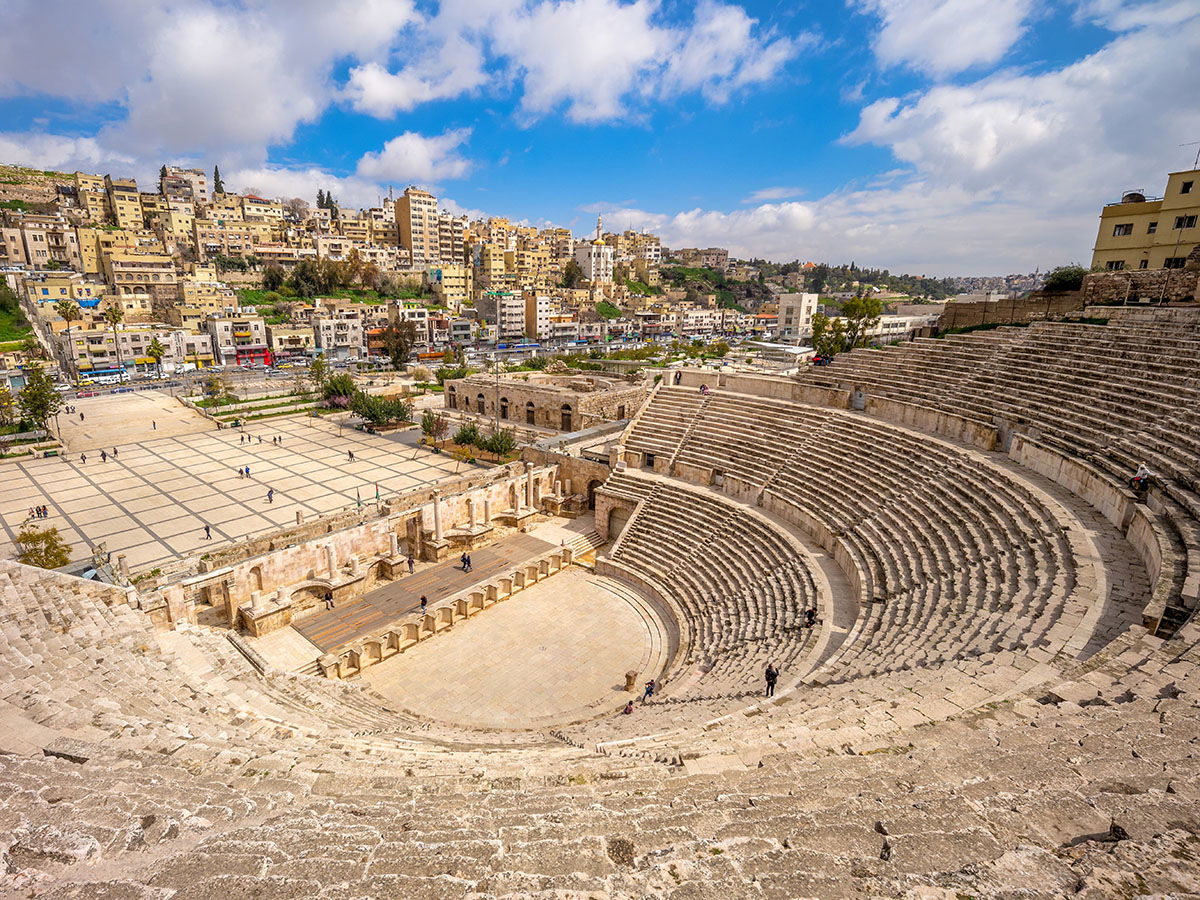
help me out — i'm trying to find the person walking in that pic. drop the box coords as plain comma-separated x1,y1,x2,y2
245,464,250,477
406,555,415,574
642,679,656,703
419,595,428,616
80,453,86,463
765,663,779,698
112,448,118,459
258,435,263,444
152,421,156,430
203,524,211,540
266,488,274,503
348,450,355,462
460,552,469,571
100,450,107,462
79,412,84,421
465,553,472,572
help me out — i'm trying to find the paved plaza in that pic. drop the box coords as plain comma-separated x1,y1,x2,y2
360,567,669,729
1,401,462,570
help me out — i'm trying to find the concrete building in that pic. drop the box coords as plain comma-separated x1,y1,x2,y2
267,324,316,359
104,176,144,230
430,264,472,310
160,166,209,202
1091,168,1200,271
396,187,439,266
314,310,365,360
777,292,819,342
524,295,553,340
102,252,179,309
207,315,271,366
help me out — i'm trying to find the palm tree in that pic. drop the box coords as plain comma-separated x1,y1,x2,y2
147,336,167,378
52,299,80,379
103,305,125,378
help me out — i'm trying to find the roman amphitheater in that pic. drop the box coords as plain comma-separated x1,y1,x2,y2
3,304,1200,899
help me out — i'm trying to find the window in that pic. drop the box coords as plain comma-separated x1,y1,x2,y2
1164,257,1187,269
1112,223,1133,236
1139,259,1149,269
1148,221,1158,234
1174,215,1198,230
1182,180,1194,194
1105,260,1125,270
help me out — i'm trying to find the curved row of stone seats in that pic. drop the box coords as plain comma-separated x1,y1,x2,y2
9,615,1199,898
603,474,818,695
796,308,1200,634
622,384,711,459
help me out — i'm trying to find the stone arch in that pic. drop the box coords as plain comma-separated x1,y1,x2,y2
476,393,486,414
447,385,457,409
560,403,573,431
500,396,509,419
526,401,535,425
248,565,263,593
587,479,601,510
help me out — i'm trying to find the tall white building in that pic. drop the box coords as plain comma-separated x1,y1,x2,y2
777,292,819,342
574,215,614,284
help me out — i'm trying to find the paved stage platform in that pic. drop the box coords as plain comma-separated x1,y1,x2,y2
293,531,555,652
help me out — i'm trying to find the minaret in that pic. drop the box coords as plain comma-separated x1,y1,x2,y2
595,214,603,243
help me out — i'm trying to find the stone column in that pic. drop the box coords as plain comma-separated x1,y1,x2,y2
432,493,443,541
483,498,492,524
275,588,286,605
325,543,337,577
467,498,476,528
554,479,562,497
525,465,534,509
117,554,129,580
389,533,399,557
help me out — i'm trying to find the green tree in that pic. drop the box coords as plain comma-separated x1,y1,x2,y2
841,296,883,350
15,524,71,569
381,320,418,370
807,263,830,293
560,258,584,288
420,409,449,446
810,312,848,358
17,364,62,429
322,373,357,402
213,164,225,194
20,335,43,360
262,265,286,291
453,422,481,447
595,300,622,319
146,336,167,377
159,164,168,182
479,428,516,456
0,386,16,426
103,306,125,375
52,298,80,376
308,353,329,392
204,371,232,401
1043,265,1088,292
316,188,326,208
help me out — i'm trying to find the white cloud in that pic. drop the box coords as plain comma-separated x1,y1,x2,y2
347,0,799,123
746,186,805,202
608,7,1200,274
853,0,1036,77
221,166,384,210
0,132,134,173
355,129,473,185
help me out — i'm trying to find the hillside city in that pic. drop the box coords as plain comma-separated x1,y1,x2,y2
0,162,1045,393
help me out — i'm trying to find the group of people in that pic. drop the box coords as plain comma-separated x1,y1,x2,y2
460,552,473,572
80,447,120,464
27,505,50,520
63,404,77,414
237,433,284,446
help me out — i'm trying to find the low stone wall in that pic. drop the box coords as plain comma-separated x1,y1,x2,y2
866,396,999,451
1080,267,1199,306
673,368,851,409
319,545,574,679
937,291,1084,331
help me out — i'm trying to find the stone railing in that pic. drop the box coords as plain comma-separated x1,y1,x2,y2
317,545,575,679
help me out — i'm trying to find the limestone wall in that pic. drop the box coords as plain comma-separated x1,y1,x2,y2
1079,267,1199,306
937,291,1084,331
445,374,646,432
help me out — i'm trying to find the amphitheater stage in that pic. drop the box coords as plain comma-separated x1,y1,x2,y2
293,530,556,652
359,567,669,729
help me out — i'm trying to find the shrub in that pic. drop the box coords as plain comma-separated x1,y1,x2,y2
1043,265,1088,292
453,422,481,446
322,373,357,402
479,428,517,456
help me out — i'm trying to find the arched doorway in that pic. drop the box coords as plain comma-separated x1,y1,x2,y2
248,565,263,593
587,479,601,510
526,401,536,425
499,397,509,419
476,393,486,414
616,404,626,419
447,386,456,409
560,403,573,431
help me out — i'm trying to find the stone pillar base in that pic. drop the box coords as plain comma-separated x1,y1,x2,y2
422,538,452,562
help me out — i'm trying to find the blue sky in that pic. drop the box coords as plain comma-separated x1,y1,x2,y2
1,0,1197,274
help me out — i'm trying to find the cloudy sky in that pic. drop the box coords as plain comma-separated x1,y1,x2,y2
1,0,1197,275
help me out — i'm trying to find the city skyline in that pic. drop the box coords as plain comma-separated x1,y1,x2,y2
1,0,1198,274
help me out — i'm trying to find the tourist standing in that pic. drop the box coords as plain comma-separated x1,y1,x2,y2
267,488,274,503
419,595,428,616
765,663,778,698
643,679,656,703
406,555,415,574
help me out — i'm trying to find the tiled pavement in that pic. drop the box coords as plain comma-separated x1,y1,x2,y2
0,415,461,571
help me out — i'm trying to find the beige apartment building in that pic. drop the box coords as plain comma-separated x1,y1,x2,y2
193,218,275,259
267,324,316,357
1091,168,1200,271
396,187,439,266
103,252,179,309
0,213,82,269
104,176,144,230
73,172,108,221
430,264,472,310
160,166,209,202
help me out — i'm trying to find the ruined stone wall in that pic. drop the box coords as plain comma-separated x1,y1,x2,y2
937,291,1085,331
446,376,646,431
1079,267,1200,306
